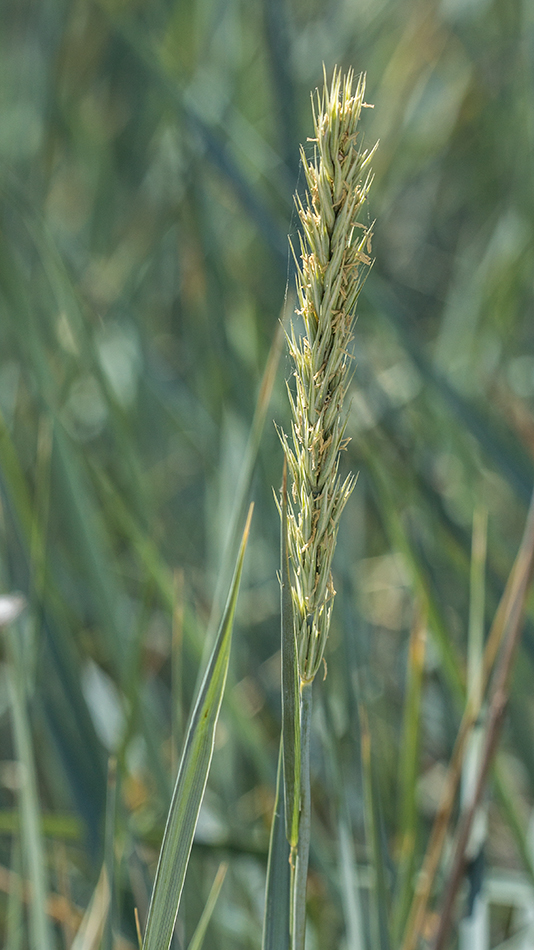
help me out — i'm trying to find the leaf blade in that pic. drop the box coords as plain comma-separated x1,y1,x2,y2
187,862,228,950
5,614,54,950
142,506,253,950
262,742,291,950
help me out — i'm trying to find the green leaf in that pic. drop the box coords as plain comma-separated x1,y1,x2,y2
280,464,301,848
262,742,291,950
4,612,54,950
187,862,227,950
5,837,23,950
142,505,253,950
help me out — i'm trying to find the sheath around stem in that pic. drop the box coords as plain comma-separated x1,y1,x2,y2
281,67,377,684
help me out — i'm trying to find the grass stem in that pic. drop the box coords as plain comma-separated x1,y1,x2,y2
292,680,313,950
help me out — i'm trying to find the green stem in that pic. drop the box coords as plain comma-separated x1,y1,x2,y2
292,680,313,950
6,627,53,950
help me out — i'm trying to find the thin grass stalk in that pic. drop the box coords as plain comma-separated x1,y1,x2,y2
102,757,118,950
6,674,52,950
459,507,489,950
393,605,427,944
467,507,487,712
30,414,53,603
291,681,312,950
134,909,143,950
5,838,23,950
172,569,185,774
3,606,53,950
186,863,227,950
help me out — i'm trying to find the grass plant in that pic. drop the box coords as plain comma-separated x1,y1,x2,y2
2,4,534,949
276,68,376,950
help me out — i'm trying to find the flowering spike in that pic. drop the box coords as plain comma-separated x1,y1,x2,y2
280,67,377,684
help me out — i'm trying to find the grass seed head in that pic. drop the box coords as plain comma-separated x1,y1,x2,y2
281,66,377,684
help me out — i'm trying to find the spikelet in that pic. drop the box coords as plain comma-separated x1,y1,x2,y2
281,67,377,683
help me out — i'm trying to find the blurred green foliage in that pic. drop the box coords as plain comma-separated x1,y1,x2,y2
1,0,534,947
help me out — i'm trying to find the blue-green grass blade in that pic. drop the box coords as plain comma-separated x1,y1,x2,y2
392,609,427,944
6,837,23,950
102,757,118,950
338,814,366,950
4,617,53,950
142,506,253,950
186,862,228,950
280,463,301,848
360,705,391,950
262,741,291,950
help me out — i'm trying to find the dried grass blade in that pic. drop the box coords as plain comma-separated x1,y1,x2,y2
432,490,534,950
402,490,534,950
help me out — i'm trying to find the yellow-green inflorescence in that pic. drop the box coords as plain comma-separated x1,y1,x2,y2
281,67,377,684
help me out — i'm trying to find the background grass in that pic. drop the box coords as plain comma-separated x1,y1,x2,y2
1,0,534,947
